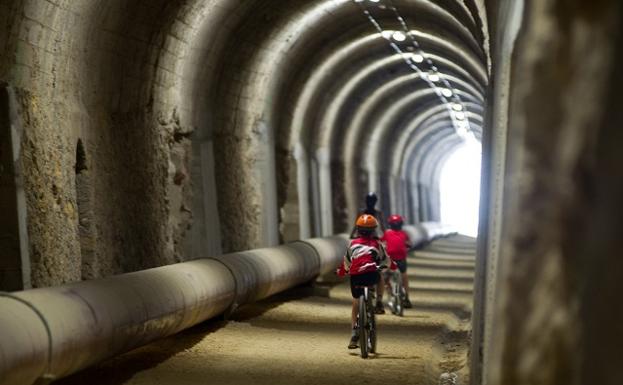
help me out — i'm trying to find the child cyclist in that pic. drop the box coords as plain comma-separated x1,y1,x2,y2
338,214,389,349
381,214,412,308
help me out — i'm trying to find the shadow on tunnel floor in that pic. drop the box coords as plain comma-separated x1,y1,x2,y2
54,281,342,385
55,319,227,385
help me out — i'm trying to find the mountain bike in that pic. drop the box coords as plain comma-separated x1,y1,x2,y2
356,284,377,358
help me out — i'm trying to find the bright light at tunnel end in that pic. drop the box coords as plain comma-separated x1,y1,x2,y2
440,140,482,237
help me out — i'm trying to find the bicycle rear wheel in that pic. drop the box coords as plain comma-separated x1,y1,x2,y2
358,295,369,358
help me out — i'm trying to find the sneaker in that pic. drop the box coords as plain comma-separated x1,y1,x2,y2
404,298,412,308
374,302,386,314
348,334,359,349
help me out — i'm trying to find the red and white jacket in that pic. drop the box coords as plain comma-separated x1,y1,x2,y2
342,237,388,276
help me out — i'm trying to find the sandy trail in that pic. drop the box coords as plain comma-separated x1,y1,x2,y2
58,235,475,385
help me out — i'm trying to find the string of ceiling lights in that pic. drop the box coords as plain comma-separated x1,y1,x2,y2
352,0,474,139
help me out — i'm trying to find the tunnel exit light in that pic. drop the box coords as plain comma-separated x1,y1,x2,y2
440,140,481,237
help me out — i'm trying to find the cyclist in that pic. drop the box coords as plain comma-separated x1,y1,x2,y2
382,214,412,308
349,192,386,239
349,192,388,314
338,214,388,349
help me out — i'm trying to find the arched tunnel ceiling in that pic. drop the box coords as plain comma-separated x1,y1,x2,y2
187,0,489,239
289,32,487,153
0,0,490,265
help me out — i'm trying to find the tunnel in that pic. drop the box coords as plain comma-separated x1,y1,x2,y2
0,1,622,385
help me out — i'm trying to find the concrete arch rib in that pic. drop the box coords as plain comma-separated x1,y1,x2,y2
406,131,464,221
291,34,487,153
390,107,483,214
358,90,481,204
209,0,490,245
393,104,483,179
408,121,482,189
416,135,465,220
314,36,487,148
405,130,460,221
213,0,356,249
366,77,485,174
384,120,456,214
401,113,483,183
207,0,490,245
289,37,486,235
427,139,471,224
382,103,484,180
406,30,488,83
340,71,483,217
364,0,487,62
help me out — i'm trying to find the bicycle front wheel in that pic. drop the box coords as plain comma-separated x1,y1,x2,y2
358,295,369,358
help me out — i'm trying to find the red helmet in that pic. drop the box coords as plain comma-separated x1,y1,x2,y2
388,214,404,226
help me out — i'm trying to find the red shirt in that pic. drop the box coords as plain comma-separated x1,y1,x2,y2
382,229,410,261
344,237,387,275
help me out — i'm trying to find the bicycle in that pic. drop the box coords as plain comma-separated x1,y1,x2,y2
355,284,377,358
385,269,404,316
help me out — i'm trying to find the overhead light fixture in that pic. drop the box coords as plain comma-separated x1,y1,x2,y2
392,31,406,42
454,111,466,120
441,88,453,98
412,54,424,63
428,73,440,82
452,103,463,111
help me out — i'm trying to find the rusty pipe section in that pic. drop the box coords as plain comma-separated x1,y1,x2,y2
0,235,349,385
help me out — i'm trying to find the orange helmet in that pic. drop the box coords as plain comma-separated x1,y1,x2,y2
356,214,378,230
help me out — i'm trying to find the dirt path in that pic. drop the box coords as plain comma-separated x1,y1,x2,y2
58,235,475,385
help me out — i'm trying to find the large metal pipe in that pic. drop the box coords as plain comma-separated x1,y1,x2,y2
0,236,349,385
0,259,236,385
1,229,456,385
403,222,456,248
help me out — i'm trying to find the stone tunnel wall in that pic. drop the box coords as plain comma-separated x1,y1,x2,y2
0,0,489,294
476,1,623,385
0,0,209,287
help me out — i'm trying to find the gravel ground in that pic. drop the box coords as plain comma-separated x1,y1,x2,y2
58,236,475,385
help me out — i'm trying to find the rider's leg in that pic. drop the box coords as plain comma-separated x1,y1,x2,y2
397,260,412,307
384,271,392,293
375,274,386,314
402,272,409,294
349,298,360,348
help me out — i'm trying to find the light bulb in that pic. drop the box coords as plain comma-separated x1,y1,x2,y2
392,31,406,42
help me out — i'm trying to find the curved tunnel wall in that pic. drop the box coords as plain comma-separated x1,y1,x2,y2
0,0,488,291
